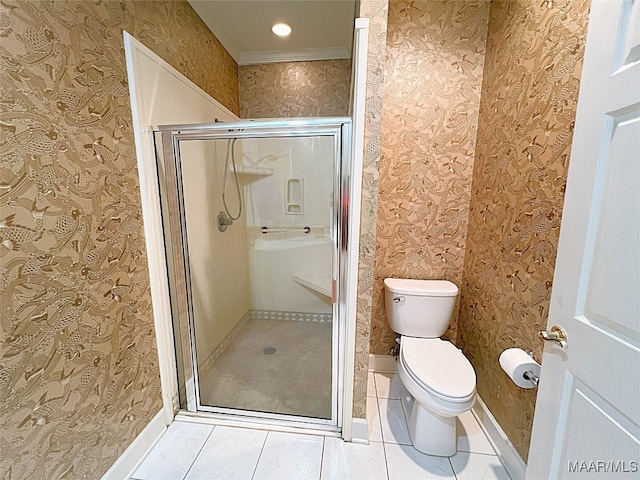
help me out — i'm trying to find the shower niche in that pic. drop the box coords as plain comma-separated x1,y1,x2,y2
285,177,304,214
154,119,351,430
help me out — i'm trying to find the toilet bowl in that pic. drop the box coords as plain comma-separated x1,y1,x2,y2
398,336,476,456
384,278,476,457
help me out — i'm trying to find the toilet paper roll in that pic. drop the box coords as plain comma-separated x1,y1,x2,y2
499,348,541,389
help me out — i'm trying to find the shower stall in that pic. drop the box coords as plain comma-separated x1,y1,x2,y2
154,118,351,430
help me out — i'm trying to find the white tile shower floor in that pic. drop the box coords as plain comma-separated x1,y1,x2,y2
198,318,332,419
131,367,511,480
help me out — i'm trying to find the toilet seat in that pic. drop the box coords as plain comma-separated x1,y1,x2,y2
400,337,476,403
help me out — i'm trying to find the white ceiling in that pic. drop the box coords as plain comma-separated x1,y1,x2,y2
188,0,357,65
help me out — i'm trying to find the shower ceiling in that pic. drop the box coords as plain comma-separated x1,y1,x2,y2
187,0,357,65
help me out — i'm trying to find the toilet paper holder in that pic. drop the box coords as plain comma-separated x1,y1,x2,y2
521,349,539,386
522,370,539,386
499,348,541,389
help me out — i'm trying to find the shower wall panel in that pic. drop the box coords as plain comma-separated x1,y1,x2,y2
244,136,334,314
250,237,332,313
244,137,334,229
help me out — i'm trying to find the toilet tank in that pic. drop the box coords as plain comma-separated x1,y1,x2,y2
384,278,458,337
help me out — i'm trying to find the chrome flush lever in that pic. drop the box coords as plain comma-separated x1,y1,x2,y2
393,296,405,303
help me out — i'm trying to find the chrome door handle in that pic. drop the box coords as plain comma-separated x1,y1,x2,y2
539,325,568,349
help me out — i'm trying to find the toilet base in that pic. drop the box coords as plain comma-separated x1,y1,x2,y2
408,401,457,457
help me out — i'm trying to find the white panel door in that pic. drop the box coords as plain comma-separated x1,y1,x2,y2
526,1,640,478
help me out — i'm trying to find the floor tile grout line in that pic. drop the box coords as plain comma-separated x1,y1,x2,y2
318,436,326,480
374,372,396,400
380,431,391,480
448,457,459,480
180,425,216,480
250,429,270,480
372,371,378,398
375,386,386,444
377,374,395,480
456,449,500,457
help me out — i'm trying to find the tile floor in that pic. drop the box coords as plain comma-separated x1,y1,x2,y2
199,318,332,419
131,369,511,480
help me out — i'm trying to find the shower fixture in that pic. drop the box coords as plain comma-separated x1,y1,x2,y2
217,211,233,232
218,137,242,232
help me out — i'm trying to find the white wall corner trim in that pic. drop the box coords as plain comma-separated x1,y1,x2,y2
101,410,166,480
350,417,370,444
471,396,527,480
341,17,369,443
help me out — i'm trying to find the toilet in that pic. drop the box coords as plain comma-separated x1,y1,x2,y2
384,278,476,457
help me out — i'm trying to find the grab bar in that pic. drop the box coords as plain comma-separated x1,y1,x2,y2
261,226,311,234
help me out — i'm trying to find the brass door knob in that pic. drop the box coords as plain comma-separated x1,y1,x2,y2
539,325,568,349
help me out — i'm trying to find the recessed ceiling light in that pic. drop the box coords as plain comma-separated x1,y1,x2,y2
272,23,292,37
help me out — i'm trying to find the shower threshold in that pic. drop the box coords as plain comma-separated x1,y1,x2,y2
174,409,342,437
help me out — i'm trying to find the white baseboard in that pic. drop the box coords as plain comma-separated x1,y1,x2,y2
350,417,369,444
101,409,167,480
472,396,526,480
368,354,397,373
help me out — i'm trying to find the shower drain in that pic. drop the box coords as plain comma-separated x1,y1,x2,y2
263,347,277,355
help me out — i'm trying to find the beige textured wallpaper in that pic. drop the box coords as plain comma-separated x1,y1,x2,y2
371,0,490,355
0,1,238,478
238,60,351,118
459,0,590,461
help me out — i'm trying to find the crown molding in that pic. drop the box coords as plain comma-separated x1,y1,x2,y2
238,47,351,66
188,0,241,61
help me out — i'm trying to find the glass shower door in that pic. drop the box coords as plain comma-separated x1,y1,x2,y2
155,119,350,428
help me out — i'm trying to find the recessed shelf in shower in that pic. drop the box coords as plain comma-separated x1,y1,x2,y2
286,178,304,215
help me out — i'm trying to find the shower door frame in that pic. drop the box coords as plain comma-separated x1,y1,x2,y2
155,118,352,431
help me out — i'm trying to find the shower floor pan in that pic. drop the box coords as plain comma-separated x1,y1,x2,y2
198,317,332,419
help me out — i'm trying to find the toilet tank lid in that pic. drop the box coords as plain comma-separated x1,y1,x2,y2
384,278,458,296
